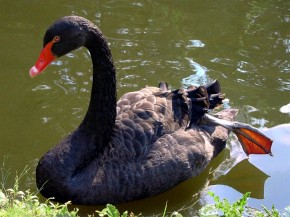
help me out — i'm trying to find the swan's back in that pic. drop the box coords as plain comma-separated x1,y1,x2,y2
74,81,234,204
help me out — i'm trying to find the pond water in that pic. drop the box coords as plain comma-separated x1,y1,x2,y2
0,0,289,216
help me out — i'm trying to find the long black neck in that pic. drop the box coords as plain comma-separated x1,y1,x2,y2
36,18,118,199
78,26,117,150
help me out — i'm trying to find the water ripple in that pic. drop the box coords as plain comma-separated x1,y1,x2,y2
210,57,234,66
237,61,256,74
283,39,290,53
117,28,129,35
186,40,205,48
278,60,290,73
32,85,51,92
182,58,209,87
278,79,290,91
53,80,68,94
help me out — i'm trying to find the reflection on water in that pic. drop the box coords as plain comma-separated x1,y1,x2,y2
182,58,209,87
0,0,289,216
280,103,290,114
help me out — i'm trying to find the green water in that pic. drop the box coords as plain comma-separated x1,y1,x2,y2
0,0,289,216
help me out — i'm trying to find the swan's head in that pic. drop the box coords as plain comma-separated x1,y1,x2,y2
29,16,89,78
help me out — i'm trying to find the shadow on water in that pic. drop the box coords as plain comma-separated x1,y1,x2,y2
210,158,269,200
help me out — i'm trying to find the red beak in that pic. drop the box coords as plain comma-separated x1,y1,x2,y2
29,40,56,78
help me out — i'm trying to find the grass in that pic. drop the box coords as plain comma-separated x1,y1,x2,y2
0,162,78,217
0,163,290,217
199,192,290,217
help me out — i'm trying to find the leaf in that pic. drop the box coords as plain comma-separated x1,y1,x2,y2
97,204,123,217
107,204,120,217
121,211,128,217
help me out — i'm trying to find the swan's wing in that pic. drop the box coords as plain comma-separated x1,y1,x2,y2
115,81,226,152
116,85,193,135
133,110,238,194
116,86,163,115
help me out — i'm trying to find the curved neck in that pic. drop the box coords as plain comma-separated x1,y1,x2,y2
79,26,117,150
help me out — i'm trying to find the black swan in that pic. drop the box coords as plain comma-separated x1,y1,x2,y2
29,16,272,205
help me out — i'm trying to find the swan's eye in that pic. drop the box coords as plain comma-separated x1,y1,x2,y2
53,36,60,42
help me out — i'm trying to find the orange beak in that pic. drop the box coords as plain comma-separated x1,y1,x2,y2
29,40,56,78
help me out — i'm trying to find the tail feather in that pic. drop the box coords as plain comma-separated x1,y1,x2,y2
204,80,224,109
186,80,224,126
158,81,169,91
186,86,209,126
171,89,189,126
